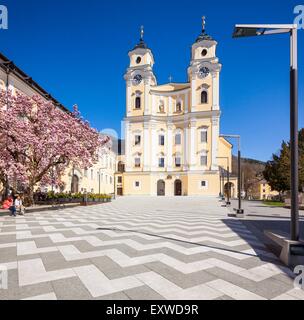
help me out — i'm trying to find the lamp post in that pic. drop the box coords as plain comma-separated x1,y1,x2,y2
233,24,299,240
217,157,230,206
219,166,225,201
220,134,244,215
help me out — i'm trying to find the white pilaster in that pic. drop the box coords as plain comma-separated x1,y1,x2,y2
144,79,150,115
211,117,220,171
185,92,189,114
212,72,220,111
143,122,150,171
167,123,173,171
168,96,173,115
152,95,156,115
189,119,197,170
183,122,189,171
151,122,158,170
191,75,196,112
126,81,132,116
125,121,132,172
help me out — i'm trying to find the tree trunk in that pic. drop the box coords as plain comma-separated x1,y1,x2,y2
24,185,34,207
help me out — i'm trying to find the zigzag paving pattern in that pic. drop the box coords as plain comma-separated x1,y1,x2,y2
0,196,303,300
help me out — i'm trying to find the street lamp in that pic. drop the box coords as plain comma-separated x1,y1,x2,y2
220,134,244,215
217,156,231,206
232,24,299,241
219,166,225,201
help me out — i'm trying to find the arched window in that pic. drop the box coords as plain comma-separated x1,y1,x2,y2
135,97,141,109
201,91,208,104
176,101,182,112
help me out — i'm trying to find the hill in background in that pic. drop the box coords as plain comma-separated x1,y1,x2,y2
232,155,266,197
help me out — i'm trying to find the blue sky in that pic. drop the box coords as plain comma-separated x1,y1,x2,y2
1,0,303,161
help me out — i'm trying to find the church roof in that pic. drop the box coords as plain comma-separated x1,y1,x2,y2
195,32,214,43
151,83,190,93
131,26,150,51
132,39,149,50
195,16,215,43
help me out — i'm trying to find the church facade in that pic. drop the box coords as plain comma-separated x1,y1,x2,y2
121,19,235,197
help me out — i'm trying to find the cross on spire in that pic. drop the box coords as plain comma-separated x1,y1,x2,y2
202,16,206,33
168,75,173,83
140,25,144,41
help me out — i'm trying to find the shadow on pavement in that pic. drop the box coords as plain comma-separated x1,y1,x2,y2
222,217,304,277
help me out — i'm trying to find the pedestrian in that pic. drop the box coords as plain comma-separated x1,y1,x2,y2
2,196,16,216
14,194,25,215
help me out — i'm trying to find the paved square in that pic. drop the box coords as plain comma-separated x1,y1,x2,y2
0,197,303,300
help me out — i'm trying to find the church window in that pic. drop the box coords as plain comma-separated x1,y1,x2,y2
201,49,208,57
175,157,181,167
135,97,141,109
159,135,165,146
200,130,208,143
175,133,181,145
159,157,165,168
200,155,208,166
201,91,208,104
136,56,142,64
135,135,141,146
176,101,182,112
135,157,141,168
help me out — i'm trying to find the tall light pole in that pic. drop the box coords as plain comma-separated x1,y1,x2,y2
217,156,230,206
220,134,244,215
233,24,299,240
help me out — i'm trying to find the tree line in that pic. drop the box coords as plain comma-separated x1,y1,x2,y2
263,129,304,194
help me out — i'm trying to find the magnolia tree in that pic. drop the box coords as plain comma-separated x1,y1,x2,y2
0,90,110,204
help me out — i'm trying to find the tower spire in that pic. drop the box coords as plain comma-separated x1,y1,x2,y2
202,16,206,33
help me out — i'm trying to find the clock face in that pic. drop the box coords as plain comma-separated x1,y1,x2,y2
199,67,210,78
133,74,142,85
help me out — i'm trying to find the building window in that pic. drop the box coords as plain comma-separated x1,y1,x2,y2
110,177,113,184
135,181,140,188
175,133,181,145
135,157,141,168
159,157,165,168
117,176,122,183
159,135,165,146
159,104,165,113
136,56,141,64
201,49,208,57
201,181,208,188
118,161,125,173
135,97,141,109
84,168,88,177
200,130,208,143
201,91,208,104
91,169,94,180
105,175,108,184
135,135,141,146
176,101,182,112
175,157,181,167
200,155,207,166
